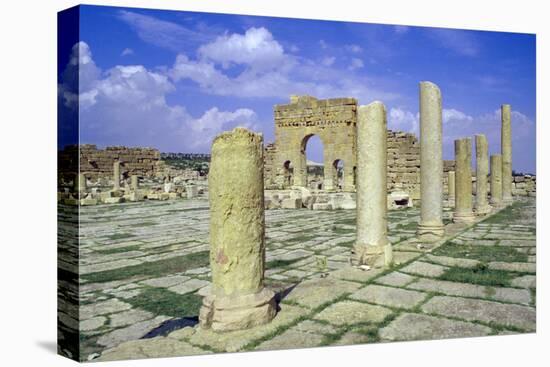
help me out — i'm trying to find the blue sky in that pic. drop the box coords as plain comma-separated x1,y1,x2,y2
58,5,536,173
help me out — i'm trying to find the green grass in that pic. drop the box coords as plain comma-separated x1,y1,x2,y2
334,217,356,226
95,245,141,255
438,264,514,287
481,201,527,224
395,221,418,231
106,232,136,241
81,250,210,283
432,243,528,263
125,286,203,317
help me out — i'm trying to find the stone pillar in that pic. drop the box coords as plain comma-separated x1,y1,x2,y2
130,175,139,191
199,128,276,332
354,102,391,266
475,134,491,215
113,160,120,191
501,104,513,204
323,159,335,191
453,138,475,223
447,171,455,207
74,173,86,194
490,154,503,207
417,81,444,241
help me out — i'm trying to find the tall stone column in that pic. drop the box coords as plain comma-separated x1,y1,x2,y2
74,173,86,194
490,154,503,207
417,81,444,241
501,104,513,204
354,102,391,266
113,160,120,191
199,128,276,332
475,134,491,215
454,138,475,223
447,171,455,207
130,175,139,191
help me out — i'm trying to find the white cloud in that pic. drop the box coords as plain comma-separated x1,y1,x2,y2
442,108,473,124
198,27,286,72
388,107,419,134
427,28,479,57
121,48,134,56
59,42,259,152
321,56,336,67
345,44,363,53
349,58,364,70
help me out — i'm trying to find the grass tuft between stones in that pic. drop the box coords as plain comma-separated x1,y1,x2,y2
125,286,203,318
438,264,514,287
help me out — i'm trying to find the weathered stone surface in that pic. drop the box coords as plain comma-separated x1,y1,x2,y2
490,155,503,206
81,316,107,331
314,301,392,326
511,275,536,288
400,261,448,277
97,316,171,347
328,266,386,283
190,304,309,352
141,275,190,288
488,261,536,273
379,313,491,341
501,104,513,203
168,279,209,295
417,81,444,241
408,278,531,304
422,296,536,331
80,298,132,319
109,309,154,328
375,272,416,287
453,138,475,223
284,278,362,309
334,331,373,346
201,128,276,331
98,337,209,361
475,135,491,215
291,320,340,335
257,329,325,351
350,284,427,309
424,254,480,269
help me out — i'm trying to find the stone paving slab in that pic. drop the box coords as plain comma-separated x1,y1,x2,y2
98,337,210,361
256,330,325,351
283,278,362,309
407,278,531,305
314,301,393,326
511,275,536,288
379,313,492,341
400,261,449,277
424,254,480,269
421,296,536,331
97,316,171,348
374,272,416,287
350,284,428,310
488,261,536,273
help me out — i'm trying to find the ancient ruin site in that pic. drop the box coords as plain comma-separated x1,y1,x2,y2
58,89,536,361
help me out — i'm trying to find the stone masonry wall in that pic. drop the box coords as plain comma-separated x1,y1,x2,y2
59,144,166,180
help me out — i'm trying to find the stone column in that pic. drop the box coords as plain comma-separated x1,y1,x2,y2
453,138,475,223
490,154,503,207
447,171,455,207
199,127,276,332
501,104,513,204
475,134,491,215
417,81,444,241
113,160,120,191
354,102,391,266
130,175,139,191
74,173,86,194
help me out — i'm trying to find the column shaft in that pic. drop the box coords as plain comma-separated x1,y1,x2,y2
490,154,503,207
501,104,513,203
475,134,491,215
454,138,475,222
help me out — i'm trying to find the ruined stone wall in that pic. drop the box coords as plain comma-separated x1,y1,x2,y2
512,175,536,197
59,144,165,180
264,143,278,189
387,131,420,200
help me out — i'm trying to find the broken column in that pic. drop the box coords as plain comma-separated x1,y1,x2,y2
490,154,503,207
501,104,513,204
199,127,276,331
354,102,391,266
417,81,444,241
113,160,120,191
74,173,86,195
447,171,455,207
475,134,491,215
453,138,475,223
130,175,139,191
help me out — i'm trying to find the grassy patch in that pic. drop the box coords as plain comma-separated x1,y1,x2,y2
287,234,317,244
95,245,141,255
126,286,202,318
81,250,209,283
432,243,527,263
106,232,136,241
481,201,527,224
334,217,356,226
438,264,514,287
395,221,418,231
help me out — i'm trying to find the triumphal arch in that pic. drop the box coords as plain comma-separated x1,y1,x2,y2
273,95,357,191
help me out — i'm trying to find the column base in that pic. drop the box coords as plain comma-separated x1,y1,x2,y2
453,211,476,223
352,241,388,267
199,288,277,332
416,223,445,242
475,205,492,216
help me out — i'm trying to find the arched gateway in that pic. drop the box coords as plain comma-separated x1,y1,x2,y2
273,95,357,191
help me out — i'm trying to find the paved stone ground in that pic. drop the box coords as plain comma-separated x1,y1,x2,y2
58,196,536,361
